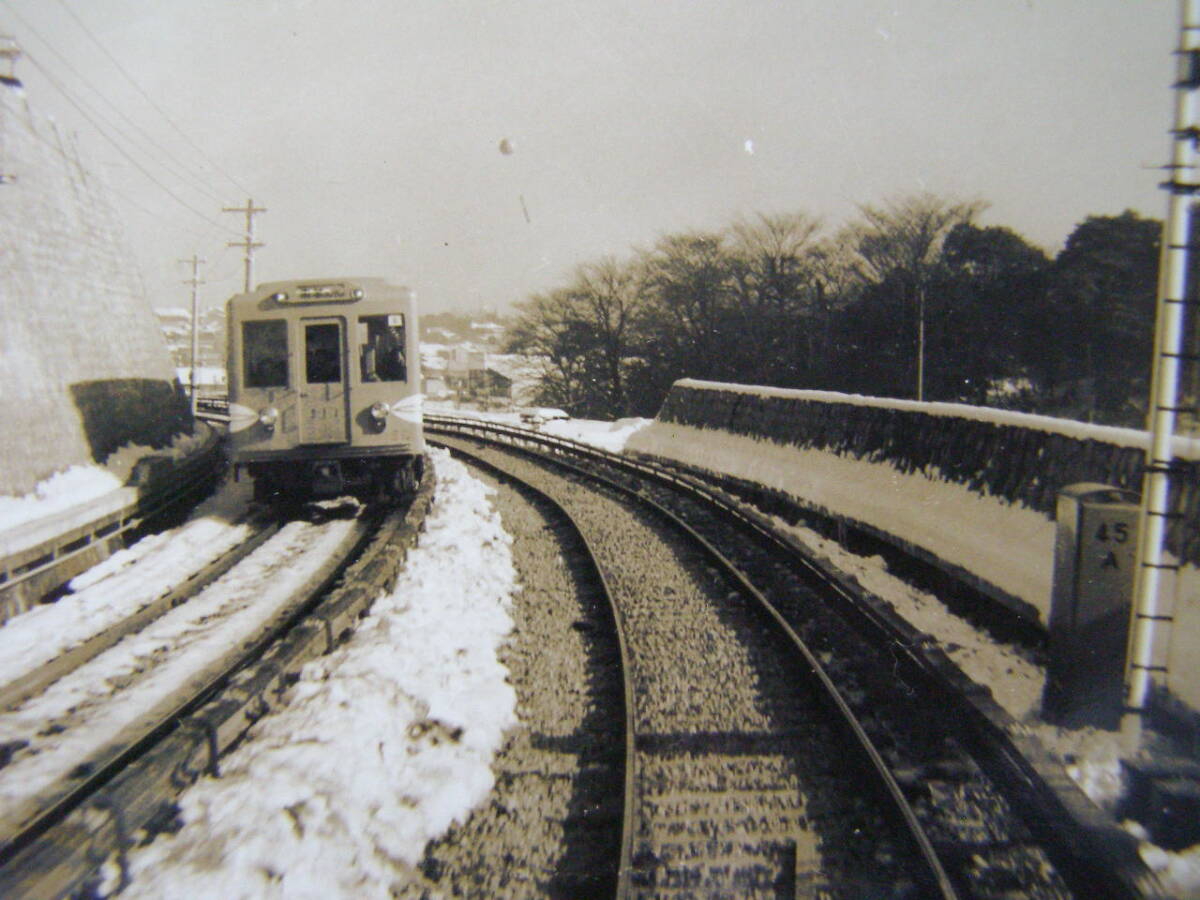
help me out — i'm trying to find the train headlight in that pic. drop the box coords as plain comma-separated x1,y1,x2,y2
258,406,279,431
369,401,389,430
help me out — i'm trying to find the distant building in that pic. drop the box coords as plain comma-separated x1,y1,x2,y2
427,343,515,406
154,306,226,372
175,366,227,394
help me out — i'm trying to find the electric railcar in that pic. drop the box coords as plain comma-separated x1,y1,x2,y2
226,278,424,501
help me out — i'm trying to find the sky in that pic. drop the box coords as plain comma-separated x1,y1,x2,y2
0,0,1180,314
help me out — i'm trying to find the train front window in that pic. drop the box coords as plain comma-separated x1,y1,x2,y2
242,320,288,388
305,323,343,384
357,314,407,382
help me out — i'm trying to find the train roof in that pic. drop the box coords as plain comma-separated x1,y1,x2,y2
228,277,414,313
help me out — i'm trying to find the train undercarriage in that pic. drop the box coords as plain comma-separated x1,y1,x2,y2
245,453,424,504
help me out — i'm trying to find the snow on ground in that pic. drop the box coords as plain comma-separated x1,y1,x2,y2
6,407,1195,894
0,479,254,689
627,417,1200,897
0,516,363,831
541,416,653,452
422,402,653,454
773,518,1047,721
626,421,1056,620
0,430,212,534
0,466,124,532
112,449,518,899
675,378,1200,459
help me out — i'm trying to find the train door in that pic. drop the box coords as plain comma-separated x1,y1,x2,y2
298,318,350,444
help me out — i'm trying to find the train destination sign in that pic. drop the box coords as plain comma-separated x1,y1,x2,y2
267,282,365,304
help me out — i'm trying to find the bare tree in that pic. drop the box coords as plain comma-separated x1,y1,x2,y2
724,212,826,383
727,212,824,308
848,192,986,400
505,288,594,410
570,256,646,415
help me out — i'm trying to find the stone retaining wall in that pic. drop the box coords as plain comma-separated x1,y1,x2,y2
659,380,1200,566
0,77,188,496
641,379,1200,717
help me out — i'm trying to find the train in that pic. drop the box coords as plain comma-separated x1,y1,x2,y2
225,277,424,502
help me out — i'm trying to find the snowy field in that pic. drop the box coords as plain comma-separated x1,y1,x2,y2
0,465,126,533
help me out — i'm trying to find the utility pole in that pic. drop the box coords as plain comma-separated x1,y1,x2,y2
1123,0,1199,740
180,254,206,417
222,197,266,292
916,280,926,402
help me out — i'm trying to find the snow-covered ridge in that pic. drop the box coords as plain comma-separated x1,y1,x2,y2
675,378,1200,459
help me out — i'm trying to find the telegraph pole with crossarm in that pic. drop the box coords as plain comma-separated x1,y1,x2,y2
223,198,266,292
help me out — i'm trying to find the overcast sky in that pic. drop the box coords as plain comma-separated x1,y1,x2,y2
0,1,1179,314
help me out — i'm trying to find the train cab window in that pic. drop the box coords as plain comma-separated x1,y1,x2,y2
242,320,288,388
305,323,343,384
357,314,407,382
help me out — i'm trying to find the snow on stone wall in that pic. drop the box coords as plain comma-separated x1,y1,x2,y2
631,378,1200,714
658,379,1200,567
0,78,188,495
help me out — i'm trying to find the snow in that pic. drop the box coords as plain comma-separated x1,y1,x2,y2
626,421,1056,619
1134,828,1200,899
772,517,1047,721
0,466,123,532
111,449,518,898
624,414,1200,896
422,405,653,455
541,416,654,453
0,479,254,690
2,405,1195,893
0,430,214,535
676,378,1200,459
0,515,364,833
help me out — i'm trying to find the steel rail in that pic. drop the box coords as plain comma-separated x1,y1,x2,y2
0,513,374,865
0,426,224,617
425,414,1168,900
431,440,637,899
0,517,280,713
431,428,959,900
0,466,435,899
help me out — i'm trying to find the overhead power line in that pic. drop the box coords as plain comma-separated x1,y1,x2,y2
55,0,254,198
1,0,227,205
11,44,241,237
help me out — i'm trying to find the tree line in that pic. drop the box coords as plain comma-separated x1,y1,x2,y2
504,193,1164,427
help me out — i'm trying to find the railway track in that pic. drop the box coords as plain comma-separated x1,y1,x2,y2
412,449,634,897
0,424,224,624
0,469,434,899
427,416,1166,900
438,435,963,897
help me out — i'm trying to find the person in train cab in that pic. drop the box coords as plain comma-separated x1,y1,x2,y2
376,327,406,381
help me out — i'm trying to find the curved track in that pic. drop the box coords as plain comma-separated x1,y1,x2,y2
428,415,1164,900
425,447,636,897
437,434,964,898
